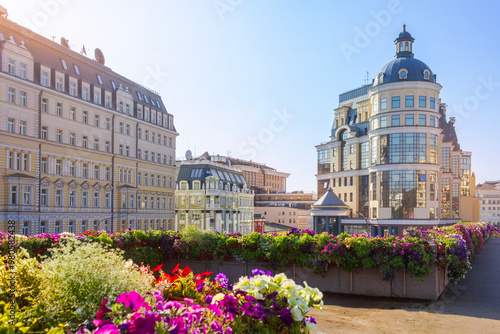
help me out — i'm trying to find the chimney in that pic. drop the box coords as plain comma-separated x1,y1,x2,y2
0,5,8,18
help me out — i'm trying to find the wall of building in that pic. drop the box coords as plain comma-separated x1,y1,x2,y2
0,17,177,234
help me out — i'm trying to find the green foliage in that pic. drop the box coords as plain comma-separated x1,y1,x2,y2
35,240,154,329
0,249,42,309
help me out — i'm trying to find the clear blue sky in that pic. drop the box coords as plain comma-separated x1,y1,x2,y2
3,0,500,192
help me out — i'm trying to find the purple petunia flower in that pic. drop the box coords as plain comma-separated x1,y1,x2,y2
94,324,120,334
215,273,229,288
116,291,151,311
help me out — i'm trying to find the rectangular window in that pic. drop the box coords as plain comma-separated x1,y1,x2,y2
106,167,111,181
61,59,68,70
56,77,63,91
105,141,111,153
56,159,62,175
70,82,76,96
430,115,435,127
93,192,100,207
70,107,76,120
94,138,100,150
70,132,76,145
42,98,48,112
41,189,48,206
405,95,414,107
430,97,435,109
8,59,15,75
106,118,111,130
380,98,388,110
42,126,48,140
10,185,18,204
119,145,124,155
94,91,100,104
105,95,111,108
70,161,76,176
419,96,426,108
8,87,15,103
83,164,88,178
19,121,26,135
380,116,387,128
42,72,49,86
419,114,426,126
94,115,100,127
105,193,110,208
405,114,414,126
7,118,15,132
56,129,63,143
82,191,89,207
126,124,130,135
83,111,88,123
82,136,88,148
56,102,63,117
69,190,76,207
120,122,124,133
119,102,124,113
19,91,27,106
22,186,32,205
125,146,130,156
41,157,47,173
392,96,400,108
55,190,63,206
20,64,27,79
82,87,89,101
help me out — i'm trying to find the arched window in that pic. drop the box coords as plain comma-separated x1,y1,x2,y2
399,43,403,52
405,42,409,51
423,69,430,80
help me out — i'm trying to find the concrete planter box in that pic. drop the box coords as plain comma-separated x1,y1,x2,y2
162,260,450,300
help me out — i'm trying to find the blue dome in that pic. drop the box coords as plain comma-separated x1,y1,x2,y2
374,26,435,86
375,57,435,85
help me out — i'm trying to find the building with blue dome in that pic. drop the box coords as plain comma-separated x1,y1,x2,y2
314,26,477,235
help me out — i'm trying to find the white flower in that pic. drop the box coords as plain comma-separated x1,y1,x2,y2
305,320,317,331
212,293,225,303
291,305,304,321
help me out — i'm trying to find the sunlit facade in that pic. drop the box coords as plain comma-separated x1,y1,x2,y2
316,26,475,233
175,155,254,234
0,13,177,234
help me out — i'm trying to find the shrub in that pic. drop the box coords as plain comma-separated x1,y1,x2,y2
0,249,42,309
35,240,154,329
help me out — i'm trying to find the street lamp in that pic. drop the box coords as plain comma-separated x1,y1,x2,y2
356,211,371,236
94,215,128,231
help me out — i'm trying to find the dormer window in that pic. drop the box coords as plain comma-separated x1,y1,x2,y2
398,68,408,80
378,73,384,84
423,69,430,80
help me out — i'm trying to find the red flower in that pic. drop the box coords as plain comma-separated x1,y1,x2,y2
181,266,191,277
153,264,163,272
172,263,180,274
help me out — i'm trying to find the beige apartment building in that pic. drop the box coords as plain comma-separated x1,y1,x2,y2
254,192,316,229
228,156,290,194
175,153,254,233
477,181,500,226
0,11,177,234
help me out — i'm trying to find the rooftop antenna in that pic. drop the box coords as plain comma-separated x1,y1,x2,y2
364,71,370,85
49,34,56,42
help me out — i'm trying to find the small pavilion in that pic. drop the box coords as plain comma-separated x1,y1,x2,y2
309,187,351,234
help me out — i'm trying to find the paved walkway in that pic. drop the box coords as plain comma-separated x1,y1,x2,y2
311,238,500,333
421,238,500,320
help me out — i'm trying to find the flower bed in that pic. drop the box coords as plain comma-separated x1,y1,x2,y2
2,223,496,284
0,240,322,333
